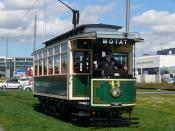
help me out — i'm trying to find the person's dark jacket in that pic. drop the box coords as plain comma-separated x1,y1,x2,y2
98,57,124,77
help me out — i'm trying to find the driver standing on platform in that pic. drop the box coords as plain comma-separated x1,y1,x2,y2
98,49,127,77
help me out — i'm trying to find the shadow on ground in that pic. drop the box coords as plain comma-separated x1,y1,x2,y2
33,103,134,128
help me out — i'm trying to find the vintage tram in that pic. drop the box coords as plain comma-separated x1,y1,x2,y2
33,24,143,124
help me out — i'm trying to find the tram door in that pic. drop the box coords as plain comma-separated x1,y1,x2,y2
72,50,91,98
73,51,90,73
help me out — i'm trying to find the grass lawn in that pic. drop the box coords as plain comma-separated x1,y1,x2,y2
0,90,175,131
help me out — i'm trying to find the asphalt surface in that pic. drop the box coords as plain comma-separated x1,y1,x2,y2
1,89,175,94
137,91,175,94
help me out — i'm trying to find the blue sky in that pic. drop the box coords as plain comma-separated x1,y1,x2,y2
0,0,175,57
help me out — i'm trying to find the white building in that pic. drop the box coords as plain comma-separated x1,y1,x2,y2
135,55,175,83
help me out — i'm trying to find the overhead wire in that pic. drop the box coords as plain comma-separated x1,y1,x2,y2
44,0,47,41
1,0,40,39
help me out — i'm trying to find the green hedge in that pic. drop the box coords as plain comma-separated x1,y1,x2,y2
136,83,175,90
0,77,7,83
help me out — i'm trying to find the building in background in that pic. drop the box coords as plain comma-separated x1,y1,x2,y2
157,48,175,55
0,57,14,78
135,54,175,83
135,55,175,75
0,57,33,78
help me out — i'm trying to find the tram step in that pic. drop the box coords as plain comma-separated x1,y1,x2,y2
89,117,139,126
72,112,90,118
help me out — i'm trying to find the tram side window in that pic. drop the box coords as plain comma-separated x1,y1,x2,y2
39,52,42,59
43,50,47,58
48,47,54,75
61,43,68,74
43,49,47,75
43,58,47,75
39,60,42,75
34,54,37,60
34,53,38,76
61,43,68,52
61,54,67,73
48,57,53,74
54,45,60,74
34,61,38,76
55,45,60,54
73,51,90,73
54,55,60,74
48,48,53,56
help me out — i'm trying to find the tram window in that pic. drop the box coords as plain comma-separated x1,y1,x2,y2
43,50,47,58
48,48,53,56
61,43,68,52
55,45,60,54
54,55,60,74
48,57,53,74
39,60,42,75
34,61,38,76
34,54,37,60
61,54,67,73
39,52,42,59
113,52,128,70
73,51,90,73
43,58,47,75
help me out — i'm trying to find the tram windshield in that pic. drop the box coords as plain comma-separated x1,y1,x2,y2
71,39,132,78
93,45,130,78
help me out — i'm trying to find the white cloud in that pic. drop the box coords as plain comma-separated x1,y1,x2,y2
80,3,115,24
131,10,175,56
0,0,72,39
3,0,40,10
0,2,4,9
0,0,119,56
0,1,117,40
135,31,175,56
36,18,72,39
0,10,29,29
132,10,175,33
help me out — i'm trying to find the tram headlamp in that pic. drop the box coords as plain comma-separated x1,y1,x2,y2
111,88,120,97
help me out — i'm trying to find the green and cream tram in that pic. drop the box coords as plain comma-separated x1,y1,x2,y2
33,24,143,123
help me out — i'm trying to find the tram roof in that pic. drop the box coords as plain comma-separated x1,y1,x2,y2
43,24,122,47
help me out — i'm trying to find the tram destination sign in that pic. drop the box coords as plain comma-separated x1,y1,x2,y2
97,38,134,45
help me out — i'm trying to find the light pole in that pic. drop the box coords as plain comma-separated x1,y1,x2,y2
33,15,37,53
5,38,8,78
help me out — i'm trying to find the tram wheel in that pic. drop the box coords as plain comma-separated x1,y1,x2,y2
58,101,72,119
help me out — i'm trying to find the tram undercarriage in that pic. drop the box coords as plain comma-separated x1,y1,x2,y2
37,96,139,126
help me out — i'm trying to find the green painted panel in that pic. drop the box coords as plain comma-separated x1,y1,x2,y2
92,79,136,105
72,75,89,97
34,75,67,96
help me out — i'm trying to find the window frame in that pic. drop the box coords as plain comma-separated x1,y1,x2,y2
113,52,129,71
72,49,91,74
33,41,68,77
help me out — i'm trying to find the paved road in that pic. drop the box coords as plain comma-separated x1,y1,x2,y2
1,89,175,94
0,89,21,92
137,91,175,94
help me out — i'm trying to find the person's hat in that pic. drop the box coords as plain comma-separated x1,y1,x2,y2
106,48,112,55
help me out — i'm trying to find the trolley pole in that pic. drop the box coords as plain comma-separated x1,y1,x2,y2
126,0,130,34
